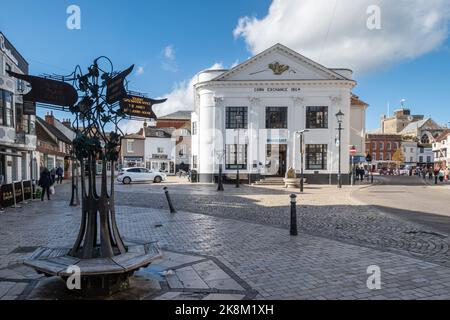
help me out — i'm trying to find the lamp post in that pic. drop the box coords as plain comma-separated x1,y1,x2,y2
235,114,242,188
216,149,225,191
336,110,345,189
296,130,309,193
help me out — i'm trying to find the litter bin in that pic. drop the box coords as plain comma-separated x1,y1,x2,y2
190,170,198,183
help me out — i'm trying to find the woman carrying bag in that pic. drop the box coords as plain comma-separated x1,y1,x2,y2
38,168,53,201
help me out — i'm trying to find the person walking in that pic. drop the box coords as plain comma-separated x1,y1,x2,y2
359,167,365,182
50,167,56,185
428,167,434,180
38,168,52,201
56,165,64,184
434,167,440,184
439,169,445,183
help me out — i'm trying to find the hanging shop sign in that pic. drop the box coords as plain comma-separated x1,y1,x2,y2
6,71,78,107
0,184,14,208
23,101,36,116
106,65,134,105
120,95,166,119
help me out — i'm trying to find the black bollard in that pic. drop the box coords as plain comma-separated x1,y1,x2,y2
217,164,224,192
290,194,298,236
163,187,177,213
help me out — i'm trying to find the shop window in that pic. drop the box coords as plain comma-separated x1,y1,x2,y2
225,144,248,170
306,144,327,170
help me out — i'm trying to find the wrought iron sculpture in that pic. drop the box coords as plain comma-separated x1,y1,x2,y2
12,57,164,295
66,57,131,258
38,56,162,259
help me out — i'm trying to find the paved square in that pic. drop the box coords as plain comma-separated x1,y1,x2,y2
1,180,450,300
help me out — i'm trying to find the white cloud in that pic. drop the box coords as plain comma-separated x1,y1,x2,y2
153,62,224,117
164,45,175,60
233,0,450,74
136,66,145,76
162,45,178,72
120,63,224,134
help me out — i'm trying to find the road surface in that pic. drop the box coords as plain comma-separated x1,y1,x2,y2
352,175,450,234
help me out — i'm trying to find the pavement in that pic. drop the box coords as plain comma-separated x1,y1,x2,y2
1,176,450,300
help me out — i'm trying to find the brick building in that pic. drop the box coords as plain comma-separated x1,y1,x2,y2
365,133,402,169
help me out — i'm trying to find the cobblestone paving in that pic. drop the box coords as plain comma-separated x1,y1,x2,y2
52,179,450,267
1,196,450,299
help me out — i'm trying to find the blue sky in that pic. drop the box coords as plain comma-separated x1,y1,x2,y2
1,0,449,131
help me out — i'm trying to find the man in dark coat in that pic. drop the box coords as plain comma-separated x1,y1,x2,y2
39,168,52,201
50,167,56,185
56,166,64,184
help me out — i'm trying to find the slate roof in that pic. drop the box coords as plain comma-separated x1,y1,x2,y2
122,133,145,140
158,111,192,120
36,117,72,144
435,130,450,142
144,127,174,138
400,119,431,134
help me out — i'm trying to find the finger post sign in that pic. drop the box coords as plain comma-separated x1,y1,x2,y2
120,95,166,120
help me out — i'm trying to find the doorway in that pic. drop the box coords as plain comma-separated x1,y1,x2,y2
266,144,287,177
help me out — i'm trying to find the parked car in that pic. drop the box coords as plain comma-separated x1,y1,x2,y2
117,167,167,184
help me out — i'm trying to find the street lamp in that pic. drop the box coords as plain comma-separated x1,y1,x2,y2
296,130,309,193
216,149,225,191
336,110,345,189
235,114,242,188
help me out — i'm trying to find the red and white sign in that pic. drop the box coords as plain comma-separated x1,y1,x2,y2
349,146,357,156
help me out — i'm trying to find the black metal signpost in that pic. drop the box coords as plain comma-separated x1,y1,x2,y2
10,57,164,296
120,95,166,118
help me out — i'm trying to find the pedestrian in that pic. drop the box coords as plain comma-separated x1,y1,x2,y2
38,168,52,201
56,165,64,184
428,167,434,180
359,167,365,181
434,168,440,184
439,169,445,183
50,167,56,185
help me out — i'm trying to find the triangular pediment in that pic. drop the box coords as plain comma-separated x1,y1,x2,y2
214,44,349,82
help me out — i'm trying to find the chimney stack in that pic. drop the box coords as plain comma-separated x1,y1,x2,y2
62,118,72,128
45,111,55,126
142,121,148,137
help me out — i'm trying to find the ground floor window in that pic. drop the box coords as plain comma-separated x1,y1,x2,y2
148,161,175,174
225,144,248,170
306,144,327,170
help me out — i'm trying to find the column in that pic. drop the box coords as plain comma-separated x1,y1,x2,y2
248,97,261,178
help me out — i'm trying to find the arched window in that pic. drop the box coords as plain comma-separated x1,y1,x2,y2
421,134,430,144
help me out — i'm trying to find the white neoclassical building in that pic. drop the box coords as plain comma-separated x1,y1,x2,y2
191,44,368,184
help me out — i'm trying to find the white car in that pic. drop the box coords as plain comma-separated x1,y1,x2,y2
117,167,167,184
